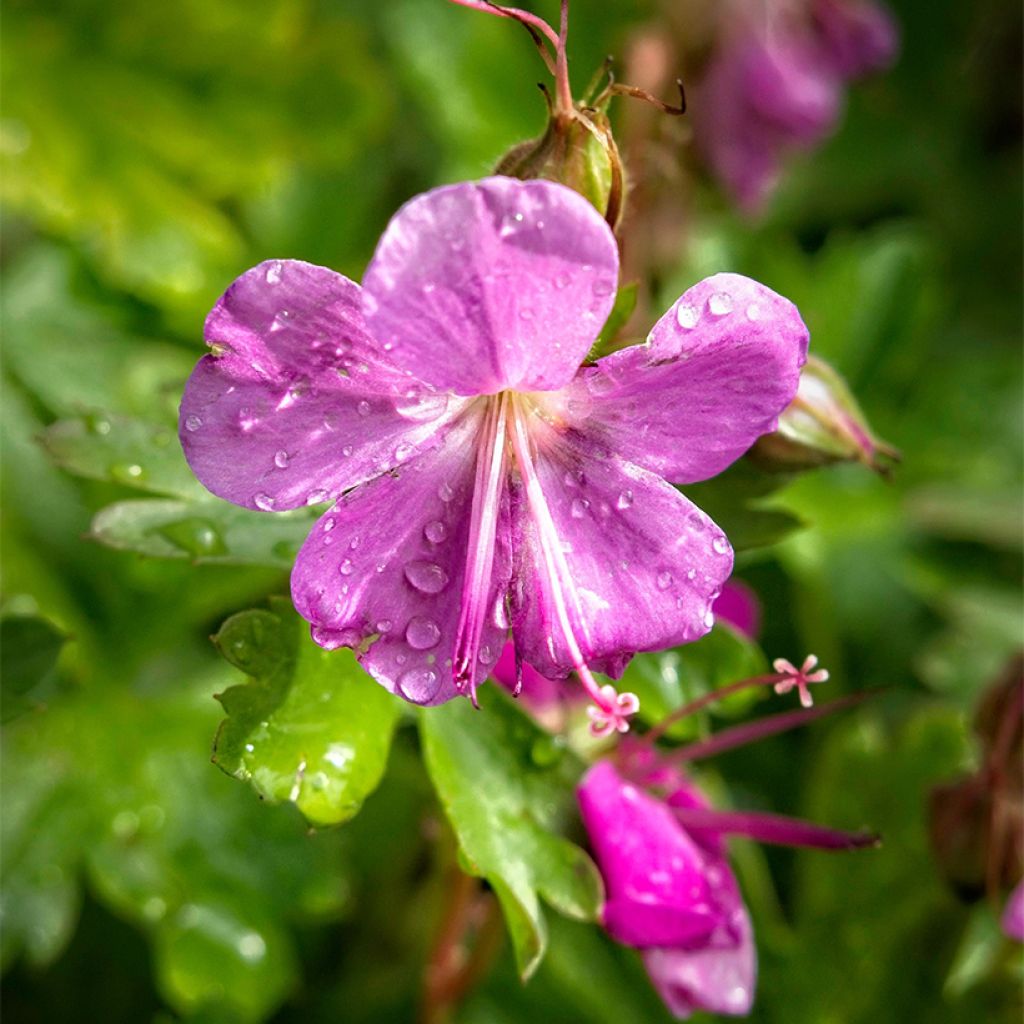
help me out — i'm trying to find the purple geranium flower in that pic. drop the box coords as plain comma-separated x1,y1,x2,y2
578,760,756,1018
180,176,807,732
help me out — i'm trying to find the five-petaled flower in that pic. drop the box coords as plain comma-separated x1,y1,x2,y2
180,176,808,732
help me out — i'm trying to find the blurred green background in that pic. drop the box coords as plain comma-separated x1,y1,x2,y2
2,1,1021,1021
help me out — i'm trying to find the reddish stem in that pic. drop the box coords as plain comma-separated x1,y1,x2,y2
670,805,880,851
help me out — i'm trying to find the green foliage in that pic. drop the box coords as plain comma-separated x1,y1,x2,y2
213,599,402,827
420,689,604,980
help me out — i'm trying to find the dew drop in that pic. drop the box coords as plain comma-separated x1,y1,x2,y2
570,498,590,519
265,261,282,284
478,644,493,664
184,414,202,432
656,571,673,591
254,492,275,511
349,537,360,550
493,597,510,629
397,667,440,704
357,400,371,417
395,389,449,422
712,536,729,555
306,489,329,505
703,608,716,628
616,490,634,510
404,560,449,594
424,520,448,543
274,450,290,469
339,559,354,576
375,562,387,573
394,442,414,463
438,481,454,502
342,445,353,457
709,291,734,316
686,568,697,581
375,619,393,634
406,616,441,650
675,303,699,329
745,303,762,321
323,518,336,532
311,625,356,650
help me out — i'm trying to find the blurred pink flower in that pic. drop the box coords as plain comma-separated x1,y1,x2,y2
712,580,762,640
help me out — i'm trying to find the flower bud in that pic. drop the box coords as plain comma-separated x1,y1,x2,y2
748,354,899,475
496,105,625,230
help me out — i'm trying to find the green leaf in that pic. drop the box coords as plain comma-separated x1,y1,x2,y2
419,688,604,980
0,613,67,721
212,599,401,827
595,281,639,350
42,414,209,500
89,498,315,568
620,625,768,739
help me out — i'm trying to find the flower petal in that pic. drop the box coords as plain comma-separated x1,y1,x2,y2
578,762,727,948
290,411,511,706
562,273,808,484
362,177,619,396
181,260,460,510
643,903,757,1019
509,425,733,681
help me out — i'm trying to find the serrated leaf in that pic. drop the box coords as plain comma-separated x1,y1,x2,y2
89,499,315,568
419,688,604,980
42,414,209,500
212,599,401,827
620,625,768,739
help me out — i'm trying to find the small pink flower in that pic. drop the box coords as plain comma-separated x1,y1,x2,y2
772,654,830,707
180,177,807,730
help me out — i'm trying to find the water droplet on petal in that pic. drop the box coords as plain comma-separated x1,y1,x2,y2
184,414,202,432
404,560,449,594
406,616,441,650
709,292,733,316
395,389,449,422
394,442,414,462
676,303,699,329
686,568,697,581
339,559,354,576
306,489,329,505
493,597,510,629
397,667,440,704
712,536,730,555
656,571,673,591
570,498,590,519
424,520,447,544
703,608,716,628
265,261,282,284
311,625,358,650
478,644,493,664
323,518,336,532
274,450,290,469
349,537,360,550
254,493,275,511
438,481,454,502
342,445,353,457
616,490,633,510
375,619,392,634
745,303,762,321
357,400,371,417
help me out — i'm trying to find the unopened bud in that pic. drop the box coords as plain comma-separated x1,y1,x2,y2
497,101,625,230
749,355,899,475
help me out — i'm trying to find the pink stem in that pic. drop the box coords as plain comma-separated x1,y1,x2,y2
669,806,880,851
554,0,574,114
447,0,560,47
666,692,872,764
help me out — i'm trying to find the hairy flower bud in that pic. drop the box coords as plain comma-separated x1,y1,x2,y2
497,105,625,230
749,354,899,474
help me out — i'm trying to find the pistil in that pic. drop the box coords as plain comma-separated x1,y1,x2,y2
508,396,638,735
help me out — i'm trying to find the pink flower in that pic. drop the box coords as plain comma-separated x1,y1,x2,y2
180,177,807,730
1003,880,1024,942
712,580,762,641
692,0,899,212
578,760,756,1018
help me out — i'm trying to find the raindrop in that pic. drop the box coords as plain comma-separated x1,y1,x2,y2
238,408,259,431
656,571,673,591
570,498,590,519
395,389,449,422
357,400,371,417
712,536,729,555
397,667,440,704
265,261,282,284
394,442,414,462
675,303,699,329
375,619,393,634
404,560,449,594
616,490,634,510
342,445,353,457
274,450,290,469
406,616,441,650
306,489,329,505
184,414,202,432
111,463,144,484
422,282,436,295
349,537,360,551
438,481,455,502
703,608,716,628
254,493,276,511
686,568,697,581
424,520,448,543
88,415,112,435
156,518,226,557
745,303,762,321
493,597,510,629
478,644,493,664
339,559,354,576
709,292,733,316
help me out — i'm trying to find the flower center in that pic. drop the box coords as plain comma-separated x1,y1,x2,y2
452,392,639,734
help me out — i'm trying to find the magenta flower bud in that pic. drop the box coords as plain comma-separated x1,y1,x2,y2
577,761,756,1018
712,580,761,641
749,354,899,475
811,0,900,79
1003,880,1024,942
